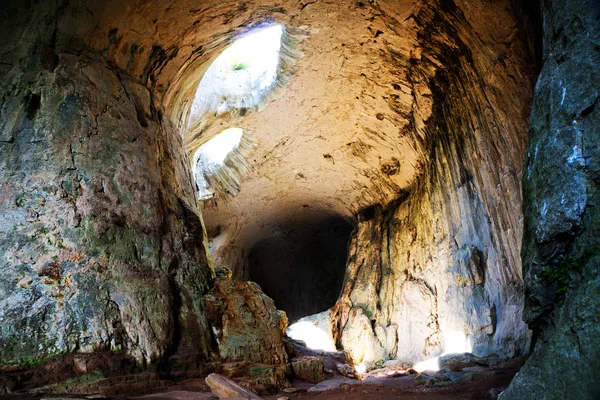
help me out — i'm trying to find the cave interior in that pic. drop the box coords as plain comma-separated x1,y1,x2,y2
0,0,599,398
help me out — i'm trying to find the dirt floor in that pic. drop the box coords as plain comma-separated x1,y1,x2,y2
1,357,523,400
141,360,520,400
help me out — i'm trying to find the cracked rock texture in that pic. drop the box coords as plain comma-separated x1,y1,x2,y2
204,277,288,365
2,1,598,396
502,0,600,398
0,0,535,369
330,0,534,365
0,52,213,364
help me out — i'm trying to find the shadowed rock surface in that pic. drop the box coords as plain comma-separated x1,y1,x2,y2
502,0,600,398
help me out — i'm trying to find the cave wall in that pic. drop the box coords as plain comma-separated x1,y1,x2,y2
0,4,214,365
502,0,600,398
0,0,559,378
332,0,535,365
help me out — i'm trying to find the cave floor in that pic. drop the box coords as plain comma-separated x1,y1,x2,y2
2,359,521,400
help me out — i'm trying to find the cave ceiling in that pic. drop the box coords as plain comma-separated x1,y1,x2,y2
71,0,426,239
12,0,525,265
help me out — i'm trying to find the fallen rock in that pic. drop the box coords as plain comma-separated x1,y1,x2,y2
415,371,450,386
290,356,325,383
205,373,263,399
308,378,356,392
335,363,356,378
205,278,288,365
212,362,290,395
361,359,411,379
283,337,352,373
439,353,498,372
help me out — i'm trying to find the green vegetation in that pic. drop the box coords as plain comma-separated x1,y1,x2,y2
544,247,600,299
231,61,249,71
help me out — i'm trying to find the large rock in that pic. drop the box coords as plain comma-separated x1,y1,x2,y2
0,51,214,366
217,362,290,394
438,353,498,372
205,373,262,400
290,356,325,383
204,278,288,365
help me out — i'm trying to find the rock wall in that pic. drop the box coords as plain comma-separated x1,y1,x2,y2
0,0,555,379
0,11,214,364
502,0,600,398
332,0,535,366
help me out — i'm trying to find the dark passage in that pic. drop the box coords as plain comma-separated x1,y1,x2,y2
248,214,353,322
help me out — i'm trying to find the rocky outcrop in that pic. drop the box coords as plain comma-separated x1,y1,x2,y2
331,0,534,367
439,353,499,372
0,53,214,366
204,277,288,365
501,0,600,398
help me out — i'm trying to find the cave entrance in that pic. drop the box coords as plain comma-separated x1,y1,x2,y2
192,127,244,200
247,214,352,323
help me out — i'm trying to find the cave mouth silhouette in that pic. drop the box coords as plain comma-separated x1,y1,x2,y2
247,214,353,322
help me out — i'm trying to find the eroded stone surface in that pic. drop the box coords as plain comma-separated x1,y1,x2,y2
290,357,325,384
204,278,288,365
501,0,600,398
329,0,535,366
0,54,213,366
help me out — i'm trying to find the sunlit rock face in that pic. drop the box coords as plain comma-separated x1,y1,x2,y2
329,0,535,366
0,0,538,374
502,0,600,398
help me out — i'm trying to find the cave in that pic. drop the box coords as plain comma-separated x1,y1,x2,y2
247,213,352,322
0,0,599,399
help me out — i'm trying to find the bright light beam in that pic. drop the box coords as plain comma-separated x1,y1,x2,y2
287,321,337,352
413,331,472,373
189,24,284,121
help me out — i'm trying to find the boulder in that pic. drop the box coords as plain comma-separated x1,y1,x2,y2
205,373,263,399
290,356,325,383
283,337,351,374
204,278,288,365
217,362,290,394
438,353,497,372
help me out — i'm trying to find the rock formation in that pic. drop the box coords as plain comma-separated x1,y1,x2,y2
204,274,288,365
501,0,600,398
0,53,214,365
330,0,534,365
